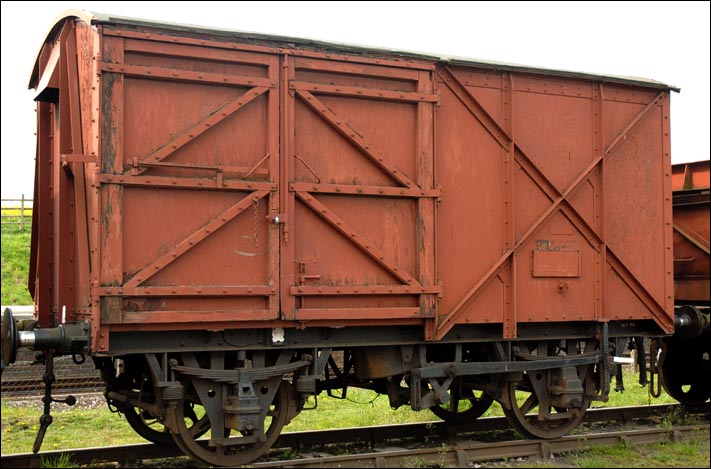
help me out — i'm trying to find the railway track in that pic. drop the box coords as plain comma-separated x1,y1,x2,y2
256,424,709,468
0,376,104,396
1,403,708,468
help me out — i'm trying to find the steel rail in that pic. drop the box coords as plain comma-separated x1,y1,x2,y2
254,424,709,468
0,403,707,468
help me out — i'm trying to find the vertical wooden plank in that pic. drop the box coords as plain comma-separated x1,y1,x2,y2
416,70,436,328
66,24,92,316
88,25,102,327
280,53,296,320
267,55,280,318
426,72,440,341
98,33,124,350
661,93,675,318
35,101,54,328
29,156,39,299
73,20,101,323
75,21,97,159
52,87,66,326
502,72,517,339
593,83,605,321
56,24,76,326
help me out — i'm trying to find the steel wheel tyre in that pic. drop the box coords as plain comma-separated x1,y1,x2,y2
660,338,711,406
430,386,493,423
172,380,290,467
123,405,175,447
502,369,593,439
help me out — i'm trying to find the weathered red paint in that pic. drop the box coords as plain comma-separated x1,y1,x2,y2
672,160,710,191
671,161,710,303
27,12,677,352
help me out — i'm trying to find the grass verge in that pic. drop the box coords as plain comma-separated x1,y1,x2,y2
1,223,32,305
0,369,687,456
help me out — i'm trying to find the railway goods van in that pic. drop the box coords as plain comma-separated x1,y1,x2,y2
660,161,710,405
2,10,708,466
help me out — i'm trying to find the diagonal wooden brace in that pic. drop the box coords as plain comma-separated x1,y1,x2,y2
434,86,667,340
437,66,512,149
607,249,673,332
134,87,268,175
125,190,269,287
673,219,710,255
296,90,417,189
513,147,603,250
295,191,419,286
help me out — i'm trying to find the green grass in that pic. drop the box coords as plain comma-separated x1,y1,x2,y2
40,452,79,468
480,436,711,468
1,404,147,454
282,389,441,432
1,223,33,305
557,436,710,468
0,369,687,456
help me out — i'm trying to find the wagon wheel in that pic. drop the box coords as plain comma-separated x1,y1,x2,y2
172,379,290,467
429,382,493,423
111,362,176,447
123,403,175,447
123,398,207,447
118,368,208,447
502,367,594,439
659,338,711,406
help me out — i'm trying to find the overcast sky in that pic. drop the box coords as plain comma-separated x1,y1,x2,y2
1,1,709,198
